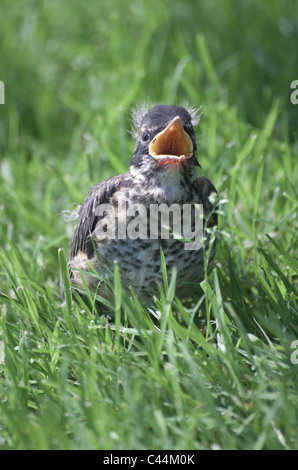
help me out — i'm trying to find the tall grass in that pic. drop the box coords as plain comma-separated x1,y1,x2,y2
0,0,297,450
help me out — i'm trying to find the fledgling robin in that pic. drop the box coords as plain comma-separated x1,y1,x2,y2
67,104,218,305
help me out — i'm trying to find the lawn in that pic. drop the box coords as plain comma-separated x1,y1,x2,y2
0,0,298,450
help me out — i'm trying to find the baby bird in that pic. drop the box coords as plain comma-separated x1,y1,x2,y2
67,104,218,304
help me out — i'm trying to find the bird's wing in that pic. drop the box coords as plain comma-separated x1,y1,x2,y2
68,174,125,260
194,176,218,228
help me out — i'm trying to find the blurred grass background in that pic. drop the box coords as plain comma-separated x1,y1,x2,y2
0,0,298,450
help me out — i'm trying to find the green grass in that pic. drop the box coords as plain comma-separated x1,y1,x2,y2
0,0,298,450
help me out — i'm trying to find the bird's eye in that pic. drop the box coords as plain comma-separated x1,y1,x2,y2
141,132,150,144
183,122,192,131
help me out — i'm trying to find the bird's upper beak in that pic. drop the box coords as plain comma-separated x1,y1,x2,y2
149,116,193,166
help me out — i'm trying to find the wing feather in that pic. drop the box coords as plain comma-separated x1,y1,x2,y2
195,176,218,228
68,174,124,260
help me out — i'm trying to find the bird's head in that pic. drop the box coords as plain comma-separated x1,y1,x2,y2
130,104,201,177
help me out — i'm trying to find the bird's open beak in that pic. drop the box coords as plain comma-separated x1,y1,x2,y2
149,116,193,166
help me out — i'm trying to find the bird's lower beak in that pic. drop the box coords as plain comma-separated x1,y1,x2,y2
149,116,193,165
